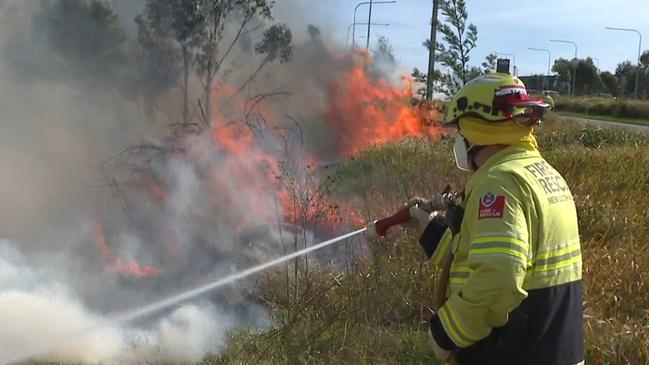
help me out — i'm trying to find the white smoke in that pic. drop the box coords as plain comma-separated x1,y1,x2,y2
0,0,378,362
0,290,124,364
0,240,244,364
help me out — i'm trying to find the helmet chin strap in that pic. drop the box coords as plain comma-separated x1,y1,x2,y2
466,144,483,171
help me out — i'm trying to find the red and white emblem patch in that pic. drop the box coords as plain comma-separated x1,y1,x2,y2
479,192,506,219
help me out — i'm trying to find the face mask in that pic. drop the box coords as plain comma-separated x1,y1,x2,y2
453,134,472,172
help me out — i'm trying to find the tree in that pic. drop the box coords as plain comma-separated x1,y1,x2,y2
426,0,478,95
410,67,440,99
135,0,205,122
550,57,602,95
136,0,293,124
481,53,498,73
600,71,619,96
574,58,600,95
373,35,396,66
552,58,575,94
640,50,649,69
616,61,637,96
237,23,292,94
133,12,181,98
640,51,649,98
33,0,126,83
411,52,494,99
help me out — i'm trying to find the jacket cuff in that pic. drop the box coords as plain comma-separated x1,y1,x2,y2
418,215,448,258
430,314,459,351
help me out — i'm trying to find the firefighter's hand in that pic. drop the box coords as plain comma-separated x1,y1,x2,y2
406,197,433,212
406,197,437,234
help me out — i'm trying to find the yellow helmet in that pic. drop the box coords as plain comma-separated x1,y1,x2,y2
445,72,550,126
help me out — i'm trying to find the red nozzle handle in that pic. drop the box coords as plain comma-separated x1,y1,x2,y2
374,207,412,237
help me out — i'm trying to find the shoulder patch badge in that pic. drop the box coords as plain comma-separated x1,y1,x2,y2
479,192,506,219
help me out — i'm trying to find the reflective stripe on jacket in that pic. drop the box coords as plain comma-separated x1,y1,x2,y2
422,144,584,365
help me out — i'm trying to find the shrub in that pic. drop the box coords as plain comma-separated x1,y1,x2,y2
553,96,649,120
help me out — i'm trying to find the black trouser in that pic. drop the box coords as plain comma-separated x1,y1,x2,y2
456,281,584,365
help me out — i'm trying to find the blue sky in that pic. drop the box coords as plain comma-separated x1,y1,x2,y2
276,0,649,76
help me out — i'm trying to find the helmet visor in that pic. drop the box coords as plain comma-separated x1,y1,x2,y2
510,103,550,126
494,88,550,126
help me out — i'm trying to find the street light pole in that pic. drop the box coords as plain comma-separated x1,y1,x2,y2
528,47,552,90
347,22,390,47
550,39,578,95
528,47,552,76
352,1,396,48
606,27,642,98
495,52,516,75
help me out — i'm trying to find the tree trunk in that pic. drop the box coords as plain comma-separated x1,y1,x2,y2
204,72,212,126
182,45,190,124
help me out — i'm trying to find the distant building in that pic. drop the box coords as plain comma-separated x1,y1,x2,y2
518,75,570,94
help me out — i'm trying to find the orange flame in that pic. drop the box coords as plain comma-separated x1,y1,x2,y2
326,62,441,156
201,54,437,232
91,52,438,275
94,222,160,279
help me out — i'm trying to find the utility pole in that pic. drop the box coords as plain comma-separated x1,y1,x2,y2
352,1,396,48
426,0,439,101
365,0,373,51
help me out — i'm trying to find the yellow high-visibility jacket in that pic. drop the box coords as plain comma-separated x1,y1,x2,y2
421,144,584,365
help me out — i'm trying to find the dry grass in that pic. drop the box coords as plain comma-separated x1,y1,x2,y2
209,116,649,365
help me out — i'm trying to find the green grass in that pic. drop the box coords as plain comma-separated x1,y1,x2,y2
555,110,649,127
553,96,649,123
211,115,649,365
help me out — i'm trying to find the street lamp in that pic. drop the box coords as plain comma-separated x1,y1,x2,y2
528,47,552,76
347,22,390,47
495,52,516,75
352,1,396,48
528,47,552,91
606,27,642,98
550,39,578,95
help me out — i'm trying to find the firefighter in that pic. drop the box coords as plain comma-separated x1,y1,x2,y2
411,72,583,364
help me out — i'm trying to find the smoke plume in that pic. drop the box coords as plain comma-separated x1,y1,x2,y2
0,0,437,363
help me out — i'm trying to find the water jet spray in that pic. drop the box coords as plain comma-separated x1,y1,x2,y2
7,228,367,364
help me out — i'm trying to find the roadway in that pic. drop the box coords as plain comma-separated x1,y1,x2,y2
556,114,649,132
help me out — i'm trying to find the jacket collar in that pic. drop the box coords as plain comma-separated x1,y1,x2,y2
478,144,540,171
465,145,541,196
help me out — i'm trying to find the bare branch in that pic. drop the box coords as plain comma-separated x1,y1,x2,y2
214,13,253,74
198,98,209,126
